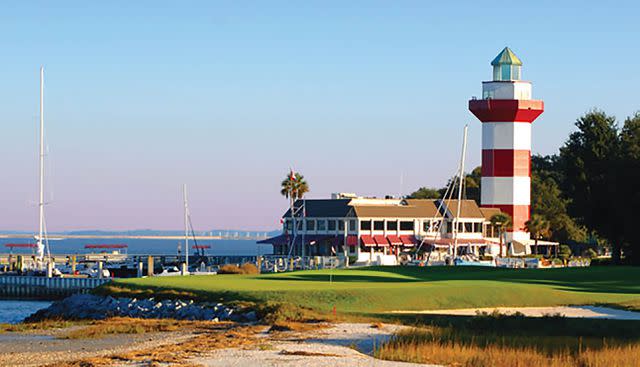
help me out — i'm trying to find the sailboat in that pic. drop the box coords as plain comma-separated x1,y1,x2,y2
179,184,216,275
35,67,52,271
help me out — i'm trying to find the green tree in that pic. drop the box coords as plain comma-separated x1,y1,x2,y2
407,187,441,199
559,110,621,261
438,166,482,204
619,112,640,264
530,174,586,243
280,172,309,206
490,212,512,257
525,214,550,255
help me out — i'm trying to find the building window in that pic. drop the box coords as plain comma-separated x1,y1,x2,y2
317,220,326,231
306,219,315,231
374,221,384,231
349,220,356,231
446,221,453,233
400,221,414,231
360,221,371,230
338,220,345,231
284,219,292,231
328,220,336,231
464,223,473,233
387,221,397,230
423,221,430,232
474,223,482,233
297,220,303,230
349,245,356,253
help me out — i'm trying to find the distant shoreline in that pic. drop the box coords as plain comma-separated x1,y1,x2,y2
0,234,263,241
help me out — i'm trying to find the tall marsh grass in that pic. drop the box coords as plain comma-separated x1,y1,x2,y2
375,327,640,367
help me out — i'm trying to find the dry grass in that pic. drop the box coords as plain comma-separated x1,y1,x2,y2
0,319,85,333
217,263,260,275
375,327,640,367
45,324,262,367
268,320,330,333
280,350,342,357
61,317,198,339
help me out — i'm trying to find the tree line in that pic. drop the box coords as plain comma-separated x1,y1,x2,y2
409,110,640,264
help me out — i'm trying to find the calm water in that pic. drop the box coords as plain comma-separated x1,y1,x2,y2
0,238,273,256
0,300,51,324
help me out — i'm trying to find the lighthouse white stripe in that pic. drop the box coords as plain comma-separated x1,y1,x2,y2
482,122,531,150
481,177,531,206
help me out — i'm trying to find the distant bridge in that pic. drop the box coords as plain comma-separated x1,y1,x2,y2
0,233,270,241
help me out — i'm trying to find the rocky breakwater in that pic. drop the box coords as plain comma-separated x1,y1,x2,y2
26,294,258,323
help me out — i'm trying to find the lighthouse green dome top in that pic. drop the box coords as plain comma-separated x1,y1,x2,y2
491,47,522,81
491,47,522,66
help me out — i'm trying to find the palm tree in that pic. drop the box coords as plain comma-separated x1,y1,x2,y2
525,214,550,256
490,212,512,257
280,172,309,204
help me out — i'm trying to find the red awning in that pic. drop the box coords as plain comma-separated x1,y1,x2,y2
85,244,128,249
387,235,403,246
373,235,389,246
422,238,493,245
346,235,358,246
360,235,376,247
400,235,417,246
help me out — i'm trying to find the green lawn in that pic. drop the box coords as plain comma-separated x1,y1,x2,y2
102,266,640,316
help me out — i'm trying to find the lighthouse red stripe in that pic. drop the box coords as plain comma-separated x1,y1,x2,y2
469,99,544,123
483,204,530,232
482,150,531,177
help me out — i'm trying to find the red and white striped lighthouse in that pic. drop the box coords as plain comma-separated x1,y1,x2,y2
469,47,544,242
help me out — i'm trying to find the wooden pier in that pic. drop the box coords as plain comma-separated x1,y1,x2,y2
0,276,110,300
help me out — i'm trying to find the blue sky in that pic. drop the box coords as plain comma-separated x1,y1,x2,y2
1,1,638,231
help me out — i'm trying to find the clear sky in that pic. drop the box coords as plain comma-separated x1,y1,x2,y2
1,1,638,232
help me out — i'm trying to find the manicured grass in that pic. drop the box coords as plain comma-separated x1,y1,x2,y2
100,266,640,317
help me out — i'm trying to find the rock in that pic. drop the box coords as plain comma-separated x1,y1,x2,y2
25,294,243,322
243,311,258,322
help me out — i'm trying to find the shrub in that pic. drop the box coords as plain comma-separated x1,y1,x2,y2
218,263,259,275
217,264,245,274
583,248,598,259
558,245,572,261
240,263,259,274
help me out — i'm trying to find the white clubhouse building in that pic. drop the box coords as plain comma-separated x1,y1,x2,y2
259,193,526,265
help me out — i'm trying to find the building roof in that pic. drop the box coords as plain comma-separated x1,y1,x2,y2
283,199,353,218
352,204,437,218
479,207,503,221
440,199,485,219
491,47,522,66
282,198,440,219
402,199,440,217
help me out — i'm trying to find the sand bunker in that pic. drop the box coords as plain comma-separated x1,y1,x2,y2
391,306,640,320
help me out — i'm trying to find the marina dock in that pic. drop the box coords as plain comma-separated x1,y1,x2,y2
0,276,110,300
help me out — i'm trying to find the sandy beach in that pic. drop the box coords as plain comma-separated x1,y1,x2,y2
0,322,440,367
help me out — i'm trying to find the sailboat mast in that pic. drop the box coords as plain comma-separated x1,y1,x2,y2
37,66,45,262
453,125,468,260
183,184,189,271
